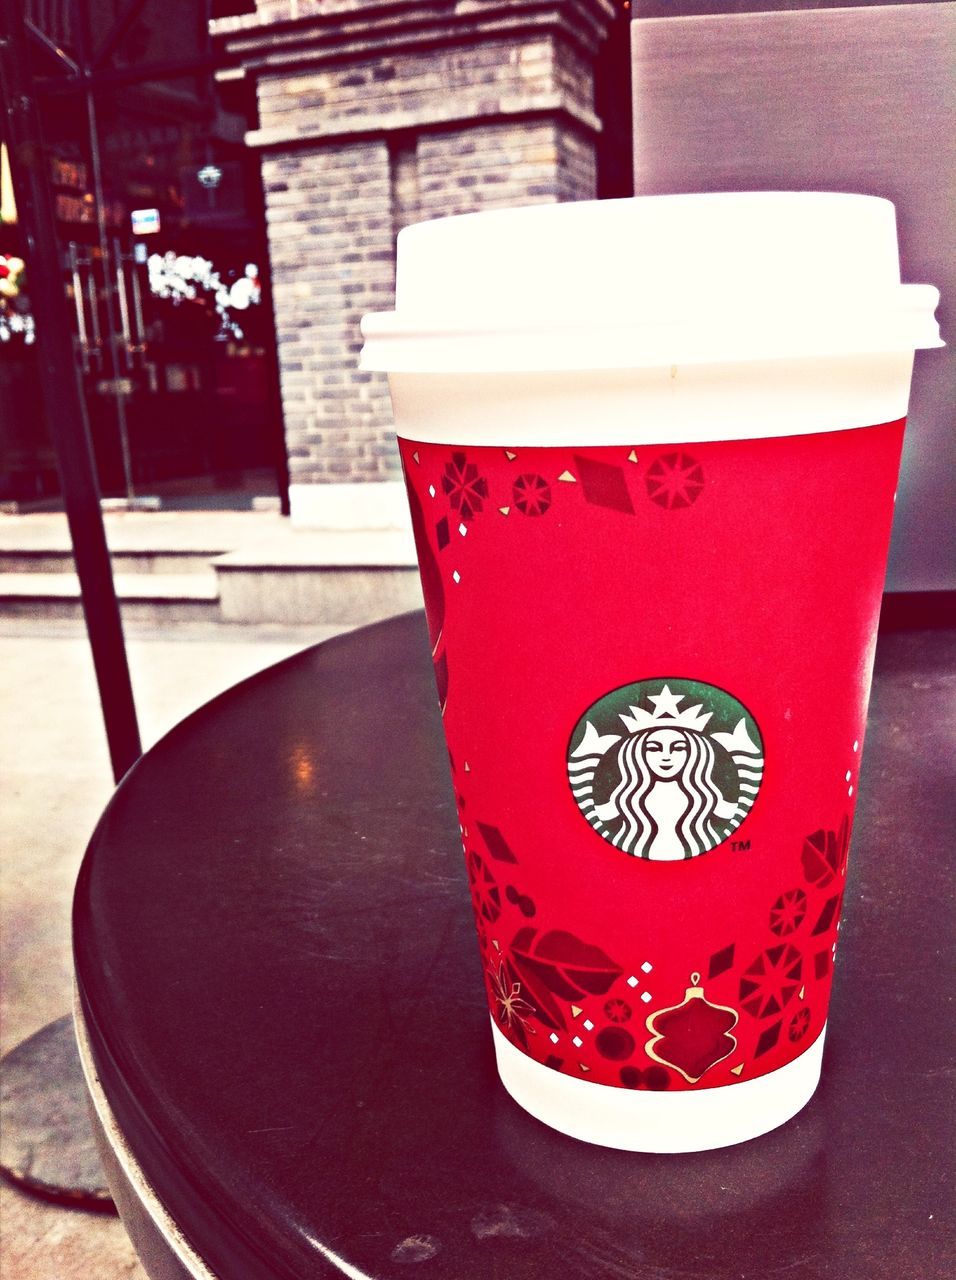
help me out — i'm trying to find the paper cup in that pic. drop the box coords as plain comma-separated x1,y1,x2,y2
361,194,941,1152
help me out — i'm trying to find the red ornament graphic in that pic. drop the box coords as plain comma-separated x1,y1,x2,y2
645,452,705,509
788,1007,812,1043
595,1026,636,1061
769,888,808,936
508,927,622,1032
739,944,803,1019
505,884,536,917
466,850,501,923
512,473,552,516
801,815,850,888
604,997,633,1024
403,481,448,713
441,452,489,520
620,1065,671,1090
645,973,739,1084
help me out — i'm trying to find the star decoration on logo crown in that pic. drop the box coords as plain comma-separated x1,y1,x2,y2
619,684,713,733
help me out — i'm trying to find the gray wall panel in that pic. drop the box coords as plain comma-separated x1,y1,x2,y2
631,3,955,590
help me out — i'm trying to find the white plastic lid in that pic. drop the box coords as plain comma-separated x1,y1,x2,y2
360,193,942,372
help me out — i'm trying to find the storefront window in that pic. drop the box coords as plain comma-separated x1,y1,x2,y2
1,1,287,511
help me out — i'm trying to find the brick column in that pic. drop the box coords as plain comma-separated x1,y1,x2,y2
214,0,616,527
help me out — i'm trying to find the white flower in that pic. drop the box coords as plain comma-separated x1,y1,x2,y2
228,277,254,310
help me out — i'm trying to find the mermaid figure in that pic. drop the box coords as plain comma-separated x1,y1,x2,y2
592,726,737,860
568,684,763,861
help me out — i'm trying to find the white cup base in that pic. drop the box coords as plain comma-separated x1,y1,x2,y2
491,1020,825,1153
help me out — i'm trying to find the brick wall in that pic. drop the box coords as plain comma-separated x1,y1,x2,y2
220,1,616,499
416,119,596,219
263,142,397,484
254,38,598,142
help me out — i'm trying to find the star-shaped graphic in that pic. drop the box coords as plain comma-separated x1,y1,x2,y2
620,687,712,733
769,889,807,937
739,944,802,1019
645,452,705,509
648,685,685,718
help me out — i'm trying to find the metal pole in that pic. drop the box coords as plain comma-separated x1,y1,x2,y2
0,0,141,782
85,88,136,503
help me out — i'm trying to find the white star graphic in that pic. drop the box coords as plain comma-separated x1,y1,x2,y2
648,685,685,718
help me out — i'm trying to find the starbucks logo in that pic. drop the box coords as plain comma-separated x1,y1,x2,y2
567,679,764,862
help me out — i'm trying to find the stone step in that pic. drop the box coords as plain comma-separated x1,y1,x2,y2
0,510,284,562
212,529,422,625
0,549,224,576
0,521,425,626
0,573,221,624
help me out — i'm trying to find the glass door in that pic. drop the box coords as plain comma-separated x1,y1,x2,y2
3,0,287,512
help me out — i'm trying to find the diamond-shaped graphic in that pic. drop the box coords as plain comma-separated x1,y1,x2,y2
811,893,842,936
708,943,736,979
476,822,519,864
572,454,635,514
755,1020,782,1057
435,516,450,550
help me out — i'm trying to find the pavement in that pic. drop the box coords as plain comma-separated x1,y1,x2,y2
0,610,355,1279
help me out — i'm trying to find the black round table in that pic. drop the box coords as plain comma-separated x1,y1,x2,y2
73,611,955,1280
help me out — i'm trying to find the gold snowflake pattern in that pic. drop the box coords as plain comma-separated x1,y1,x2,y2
489,960,536,1036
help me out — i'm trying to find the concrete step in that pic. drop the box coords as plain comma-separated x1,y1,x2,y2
0,549,224,576
0,515,424,627
213,529,422,625
0,511,284,559
0,573,221,624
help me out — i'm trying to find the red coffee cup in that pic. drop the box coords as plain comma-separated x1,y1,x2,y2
361,194,942,1151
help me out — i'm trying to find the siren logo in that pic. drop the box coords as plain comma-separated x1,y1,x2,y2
567,679,764,861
